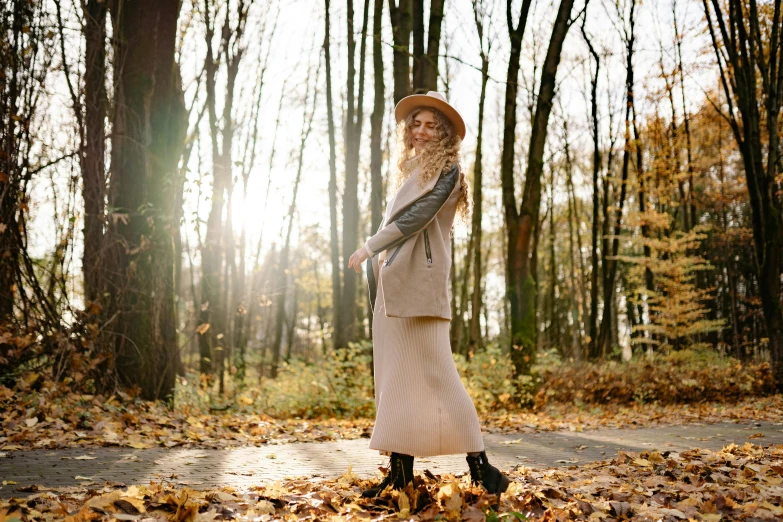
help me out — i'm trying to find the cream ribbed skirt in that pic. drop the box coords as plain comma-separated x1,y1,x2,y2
369,271,485,457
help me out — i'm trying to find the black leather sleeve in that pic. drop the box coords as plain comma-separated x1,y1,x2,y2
394,163,459,235
371,163,459,254
366,257,377,311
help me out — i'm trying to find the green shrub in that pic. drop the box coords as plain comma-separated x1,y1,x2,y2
455,344,539,413
253,343,376,418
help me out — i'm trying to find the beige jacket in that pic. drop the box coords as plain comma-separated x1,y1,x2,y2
365,160,461,320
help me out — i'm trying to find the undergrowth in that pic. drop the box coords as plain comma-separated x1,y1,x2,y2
172,344,775,419
534,348,775,406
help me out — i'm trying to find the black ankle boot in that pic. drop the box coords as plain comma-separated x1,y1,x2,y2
466,451,510,495
361,453,414,497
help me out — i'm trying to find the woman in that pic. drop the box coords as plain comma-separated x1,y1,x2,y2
347,91,510,499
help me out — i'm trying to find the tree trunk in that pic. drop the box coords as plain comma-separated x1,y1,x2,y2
417,0,444,92
108,0,186,400
506,0,574,378
597,0,636,356
0,1,26,322
369,0,385,334
82,0,107,305
468,1,490,354
199,0,223,376
323,0,342,351
673,0,697,229
581,18,601,359
271,61,320,378
563,122,583,358
703,0,783,385
412,0,424,91
500,0,533,371
340,0,370,347
388,0,412,103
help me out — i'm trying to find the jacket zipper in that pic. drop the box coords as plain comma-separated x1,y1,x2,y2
384,244,403,267
423,230,432,265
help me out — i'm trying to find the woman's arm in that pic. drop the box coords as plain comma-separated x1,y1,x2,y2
364,163,459,257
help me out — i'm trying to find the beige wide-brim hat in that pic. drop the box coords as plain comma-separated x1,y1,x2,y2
394,91,466,140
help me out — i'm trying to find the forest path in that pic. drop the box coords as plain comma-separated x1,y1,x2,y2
2,421,782,497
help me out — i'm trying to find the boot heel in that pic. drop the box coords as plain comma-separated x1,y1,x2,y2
497,474,510,493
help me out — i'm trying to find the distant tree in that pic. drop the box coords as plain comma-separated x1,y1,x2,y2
596,0,638,357
620,222,725,351
339,0,370,347
467,0,493,356
271,58,320,378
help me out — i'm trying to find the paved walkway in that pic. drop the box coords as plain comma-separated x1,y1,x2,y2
1,421,782,497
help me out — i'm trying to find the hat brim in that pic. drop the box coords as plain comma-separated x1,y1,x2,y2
394,95,466,140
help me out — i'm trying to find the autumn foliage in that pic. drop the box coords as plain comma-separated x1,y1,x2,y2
535,350,776,407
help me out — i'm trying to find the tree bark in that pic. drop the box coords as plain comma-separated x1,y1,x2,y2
108,0,187,400
82,0,107,305
0,1,26,322
412,0,424,90
419,0,444,92
388,0,412,103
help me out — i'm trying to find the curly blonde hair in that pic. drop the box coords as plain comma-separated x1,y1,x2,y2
395,107,470,220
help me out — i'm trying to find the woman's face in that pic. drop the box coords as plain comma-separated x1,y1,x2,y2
409,109,437,154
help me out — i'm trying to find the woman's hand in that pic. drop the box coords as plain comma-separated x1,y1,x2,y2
347,246,370,273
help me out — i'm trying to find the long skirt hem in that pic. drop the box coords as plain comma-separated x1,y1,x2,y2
368,270,485,458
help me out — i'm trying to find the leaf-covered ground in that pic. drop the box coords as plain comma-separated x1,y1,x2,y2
3,379,783,451
2,442,782,521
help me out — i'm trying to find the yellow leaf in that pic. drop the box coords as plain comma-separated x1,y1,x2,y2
648,451,665,463
25,417,38,428
196,323,210,335
255,500,275,515
397,490,410,518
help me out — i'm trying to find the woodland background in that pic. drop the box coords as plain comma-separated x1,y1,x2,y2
2,0,783,408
